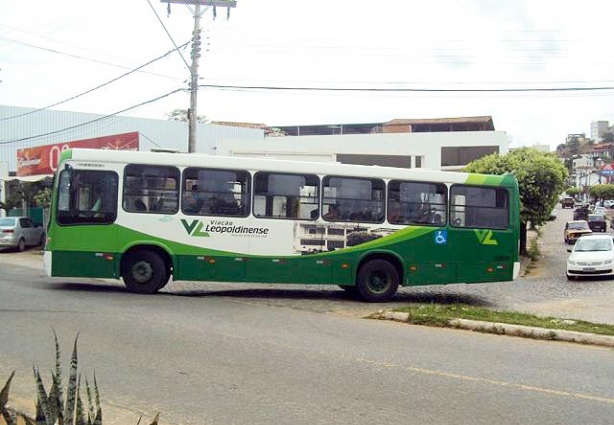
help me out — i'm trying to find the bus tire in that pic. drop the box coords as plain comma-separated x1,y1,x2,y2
356,259,399,302
122,250,169,294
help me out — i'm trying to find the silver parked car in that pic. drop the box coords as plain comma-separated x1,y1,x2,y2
0,216,46,251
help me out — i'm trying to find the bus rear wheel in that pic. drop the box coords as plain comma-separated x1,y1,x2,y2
356,259,399,302
122,250,169,294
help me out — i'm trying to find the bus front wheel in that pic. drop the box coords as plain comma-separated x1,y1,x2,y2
122,250,169,294
356,259,399,302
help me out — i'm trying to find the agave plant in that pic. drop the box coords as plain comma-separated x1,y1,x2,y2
1,331,160,425
1,370,21,425
32,331,101,425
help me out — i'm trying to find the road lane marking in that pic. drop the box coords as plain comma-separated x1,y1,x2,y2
354,357,614,405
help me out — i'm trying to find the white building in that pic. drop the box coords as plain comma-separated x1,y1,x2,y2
531,144,551,153
1,108,511,175
215,130,510,171
572,154,603,189
0,104,263,173
591,120,609,142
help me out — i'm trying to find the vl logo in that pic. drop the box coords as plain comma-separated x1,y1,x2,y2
181,219,210,237
475,229,498,245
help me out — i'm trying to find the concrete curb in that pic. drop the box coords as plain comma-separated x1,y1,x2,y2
375,311,614,348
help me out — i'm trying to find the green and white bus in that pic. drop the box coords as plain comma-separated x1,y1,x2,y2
44,148,520,302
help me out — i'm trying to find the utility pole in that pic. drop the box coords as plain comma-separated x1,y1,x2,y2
161,0,237,152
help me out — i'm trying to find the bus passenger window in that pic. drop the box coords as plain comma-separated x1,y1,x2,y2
388,180,447,226
182,167,250,217
254,172,319,220
323,176,384,223
450,185,509,229
123,164,179,215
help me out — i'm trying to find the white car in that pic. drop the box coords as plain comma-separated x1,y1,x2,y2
0,216,46,252
593,206,607,215
604,200,614,209
566,234,614,280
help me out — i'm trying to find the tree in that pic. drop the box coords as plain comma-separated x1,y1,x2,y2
589,184,614,200
565,187,581,197
465,147,568,255
602,132,614,143
0,180,51,214
33,187,52,208
166,108,208,124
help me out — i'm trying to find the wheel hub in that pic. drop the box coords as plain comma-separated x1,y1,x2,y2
131,261,153,284
369,272,389,293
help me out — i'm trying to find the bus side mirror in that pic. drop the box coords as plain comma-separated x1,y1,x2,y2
63,163,74,187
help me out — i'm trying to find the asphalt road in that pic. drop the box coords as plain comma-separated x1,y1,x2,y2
1,247,614,425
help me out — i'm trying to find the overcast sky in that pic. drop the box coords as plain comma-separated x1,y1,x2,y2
2,0,614,150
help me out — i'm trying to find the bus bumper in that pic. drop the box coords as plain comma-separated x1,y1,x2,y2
43,251,52,277
513,261,520,279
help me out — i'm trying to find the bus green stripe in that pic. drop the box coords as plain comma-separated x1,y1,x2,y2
465,173,507,186
49,223,438,259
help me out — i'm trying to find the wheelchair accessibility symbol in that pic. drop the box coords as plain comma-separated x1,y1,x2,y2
435,230,448,245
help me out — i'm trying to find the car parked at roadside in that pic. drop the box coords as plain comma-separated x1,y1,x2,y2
0,216,46,251
564,220,592,244
605,199,614,209
587,214,607,232
566,234,614,280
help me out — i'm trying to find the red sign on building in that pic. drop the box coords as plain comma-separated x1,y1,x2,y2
17,132,139,177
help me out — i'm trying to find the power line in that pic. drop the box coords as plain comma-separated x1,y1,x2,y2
197,83,614,93
138,132,164,148
145,0,191,70
0,35,182,79
0,89,184,146
0,42,189,122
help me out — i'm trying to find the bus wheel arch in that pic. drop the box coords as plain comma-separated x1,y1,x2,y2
120,245,172,294
355,254,403,302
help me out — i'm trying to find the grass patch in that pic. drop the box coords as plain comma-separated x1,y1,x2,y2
526,235,540,261
390,304,614,336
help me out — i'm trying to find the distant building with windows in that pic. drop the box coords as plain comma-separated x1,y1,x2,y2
591,120,609,142
215,116,509,171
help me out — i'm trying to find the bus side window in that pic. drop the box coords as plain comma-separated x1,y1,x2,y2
388,180,447,226
323,176,384,223
123,165,180,215
182,167,251,217
254,172,319,220
450,185,509,229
